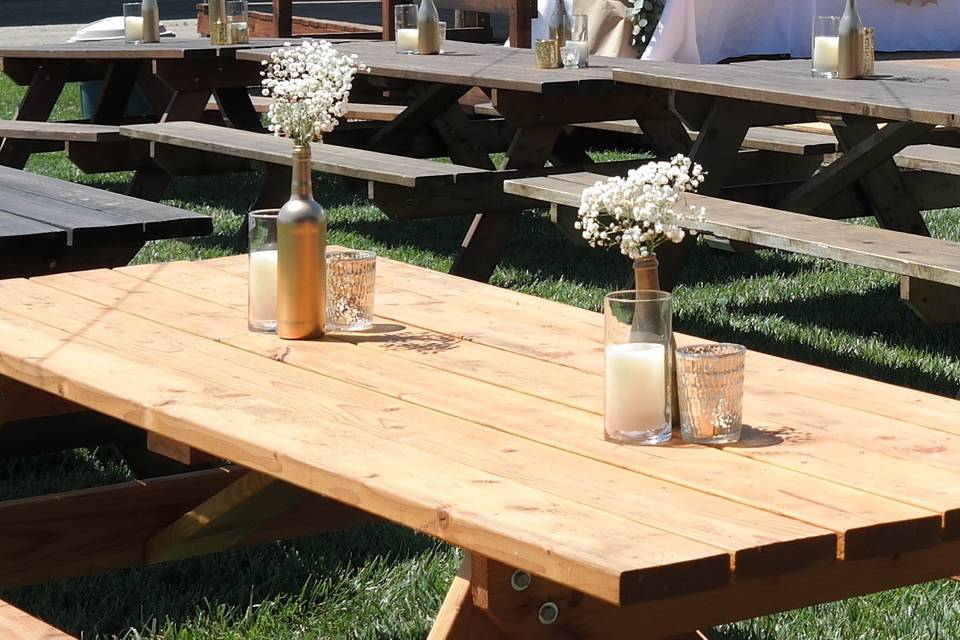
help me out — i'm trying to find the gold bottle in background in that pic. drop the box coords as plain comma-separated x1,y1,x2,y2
838,0,865,79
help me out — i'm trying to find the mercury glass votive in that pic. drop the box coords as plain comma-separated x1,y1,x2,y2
676,344,746,445
863,27,876,77
326,250,376,331
535,38,559,69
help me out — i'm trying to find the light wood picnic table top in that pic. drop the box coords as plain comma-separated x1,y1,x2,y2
0,37,292,60
1,255,960,637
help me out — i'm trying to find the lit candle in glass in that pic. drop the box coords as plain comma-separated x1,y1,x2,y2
249,211,279,333
812,16,840,78
603,290,672,445
395,4,419,53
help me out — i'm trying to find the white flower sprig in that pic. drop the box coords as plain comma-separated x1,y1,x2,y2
576,155,707,260
260,40,366,146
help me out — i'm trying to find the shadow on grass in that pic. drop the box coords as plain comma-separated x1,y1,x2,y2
3,521,441,638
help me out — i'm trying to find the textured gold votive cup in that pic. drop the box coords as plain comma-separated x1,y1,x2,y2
535,39,559,69
677,343,746,445
863,27,876,77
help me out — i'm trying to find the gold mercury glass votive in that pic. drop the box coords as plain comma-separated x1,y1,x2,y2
676,343,746,445
863,27,876,77
535,39,559,69
326,250,376,331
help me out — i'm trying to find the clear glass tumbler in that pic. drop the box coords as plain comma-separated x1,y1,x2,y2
563,14,589,68
248,210,279,333
123,3,144,43
812,16,840,78
326,250,376,331
395,4,418,54
226,0,249,44
438,21,447,53
603,290,672,445
676,343,746,445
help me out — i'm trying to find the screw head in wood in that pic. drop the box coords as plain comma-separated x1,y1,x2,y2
537,602,559,625
510,570,531,591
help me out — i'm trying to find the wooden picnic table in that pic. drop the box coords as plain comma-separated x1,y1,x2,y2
237,43,960,287
0,38,287,194
1,254,960,638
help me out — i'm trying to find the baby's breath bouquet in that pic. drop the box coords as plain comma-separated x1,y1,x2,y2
260,40,365,146
576,155,707,261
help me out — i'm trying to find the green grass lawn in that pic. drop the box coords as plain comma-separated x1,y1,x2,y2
2,75,960,639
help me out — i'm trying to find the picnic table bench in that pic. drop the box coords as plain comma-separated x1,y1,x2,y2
504,172,960,324
1,254,959,637
0,165,212,278
118,121,536,220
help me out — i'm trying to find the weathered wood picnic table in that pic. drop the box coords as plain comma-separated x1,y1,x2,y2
236,42,960,287
0,38,288,195
2,254,960,638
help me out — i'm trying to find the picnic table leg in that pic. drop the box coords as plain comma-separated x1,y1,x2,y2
127,89,214,201
649,98,754,291
213,87,267,132
829,118,960,324
0,63,68,169
451,126,560,282
429,553,710,640
91,61,142,124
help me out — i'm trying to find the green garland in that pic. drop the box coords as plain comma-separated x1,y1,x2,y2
626,0,665,55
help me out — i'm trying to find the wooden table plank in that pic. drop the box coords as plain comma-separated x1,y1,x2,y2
0,38,292,61
0,166,210,240
612,62,960,128
13,272,863,581
238,41,621,94
0,279,733,606
50,261,947,563
0,211,65,250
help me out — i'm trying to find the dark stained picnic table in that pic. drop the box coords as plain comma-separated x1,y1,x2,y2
0,38,289,194
239,42,960,283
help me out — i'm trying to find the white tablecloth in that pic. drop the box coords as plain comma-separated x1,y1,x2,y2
642,0,960,63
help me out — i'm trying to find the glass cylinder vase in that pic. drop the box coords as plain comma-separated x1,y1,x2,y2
811,16,840,79
395,4,418,53
603,290,672,445
277,145,327,340
249,209,279,333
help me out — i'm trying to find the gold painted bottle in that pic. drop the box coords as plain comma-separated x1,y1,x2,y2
838,0,865,79
547,0,571,61
634,255,680,428
417,0,440,55
209,0,230,45
277,145,327,340
141,0,161,43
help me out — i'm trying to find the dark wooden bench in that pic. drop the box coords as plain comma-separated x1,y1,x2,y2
205,96,410,123
0,599,76,639
504,171,960,325
0,165,212,278
0,120,151,174
118,121,534,221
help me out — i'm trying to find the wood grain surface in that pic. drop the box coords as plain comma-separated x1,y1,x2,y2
1,255,959,614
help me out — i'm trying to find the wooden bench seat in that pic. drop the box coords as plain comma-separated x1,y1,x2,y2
0,165,212,278
0,600,75,639
504,171,960,324
119,121,525,220
205,96,406,123
0,120,123,143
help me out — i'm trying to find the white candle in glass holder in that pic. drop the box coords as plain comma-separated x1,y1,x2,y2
568,39,589,66
813,36,840,74
397,28,419,53
125,16,144,41
605,342,666,432
249,249,278,324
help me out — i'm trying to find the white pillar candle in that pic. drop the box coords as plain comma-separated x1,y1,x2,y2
125,16,144,41
249,249,278,325
568,39,589,67
605,342,667,433
397,28,419,53
813,36,840,74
